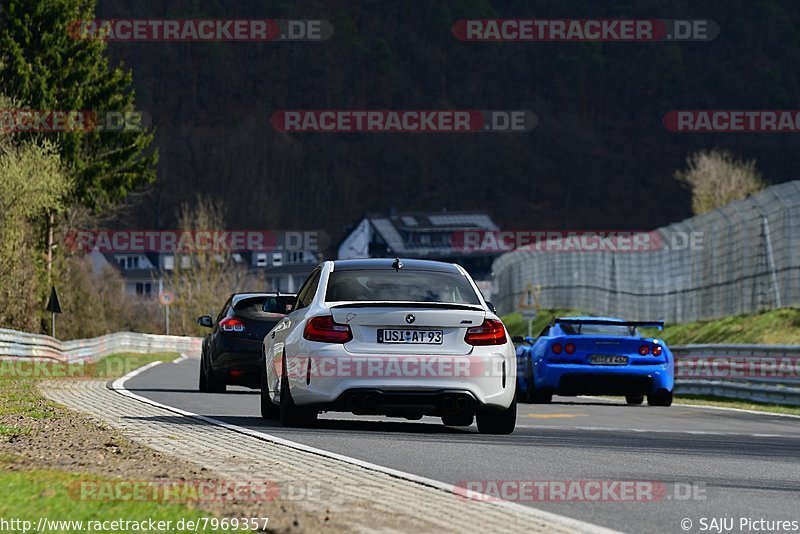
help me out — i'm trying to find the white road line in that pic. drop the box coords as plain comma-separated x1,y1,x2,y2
576,395,800,420
110,362,620,534
514,423,793,439
672,402,800,419
172,354,189,364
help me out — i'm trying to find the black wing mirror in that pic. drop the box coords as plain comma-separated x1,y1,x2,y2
197,315,213,328
511,335,524,343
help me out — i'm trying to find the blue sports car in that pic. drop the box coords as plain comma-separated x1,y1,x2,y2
514,316,673,406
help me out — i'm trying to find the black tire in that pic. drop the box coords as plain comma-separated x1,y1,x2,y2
198,354,208,392
441,413,474,427
647,390,673,407
260,370,280,419
626,395,645,405
516,359,532,403
530,389,553,404
279,358,317,427
204,354,226,393
476,396,516,434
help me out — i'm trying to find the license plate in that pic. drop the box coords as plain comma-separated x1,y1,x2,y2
589,354,629,365
377,329,443,344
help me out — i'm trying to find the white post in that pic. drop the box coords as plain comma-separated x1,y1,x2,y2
52,313,56,338
165,304,170,336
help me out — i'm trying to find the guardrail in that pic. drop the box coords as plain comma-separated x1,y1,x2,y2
1,328,798,406
0,328,201,363
672,344,800,406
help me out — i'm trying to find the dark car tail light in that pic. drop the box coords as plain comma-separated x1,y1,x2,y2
464,319,506,346
565,343,576,354
639,345,650,355
652,345,663,356
220,317,245,332
304,315,353,343
551,343,563,354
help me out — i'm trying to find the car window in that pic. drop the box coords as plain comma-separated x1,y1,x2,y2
293,269,321,311
325,269,481,304
538,325,552,337
216,297,232,323
233,297,287,320
560,323,635,336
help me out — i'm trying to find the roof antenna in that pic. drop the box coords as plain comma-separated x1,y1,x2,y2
392,258,403,271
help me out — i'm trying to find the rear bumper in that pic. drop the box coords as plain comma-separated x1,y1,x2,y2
285,346,516,411
330,388,479,417
535,362,673,395
210,336,262,387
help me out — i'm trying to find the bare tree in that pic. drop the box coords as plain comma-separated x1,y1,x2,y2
675,150,766,215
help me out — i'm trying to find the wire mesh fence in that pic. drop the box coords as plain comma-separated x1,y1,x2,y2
491,181,800,323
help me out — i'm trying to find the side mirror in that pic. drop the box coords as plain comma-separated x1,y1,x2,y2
511,335,524,344
197,315,213,328
485,301,497,313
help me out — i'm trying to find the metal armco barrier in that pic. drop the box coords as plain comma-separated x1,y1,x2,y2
0,328,201,363
673,344,800,406
1,327,798,406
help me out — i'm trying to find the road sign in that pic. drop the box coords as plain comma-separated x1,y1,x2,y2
46,286,62,313
159,290,175,306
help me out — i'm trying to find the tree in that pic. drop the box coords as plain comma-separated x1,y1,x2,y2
0,0,157,209
162,196,261,336
0,99,72,331
674,150,766,215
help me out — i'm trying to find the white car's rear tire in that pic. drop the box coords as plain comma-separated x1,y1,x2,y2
476,396,516,434
279,359,317,427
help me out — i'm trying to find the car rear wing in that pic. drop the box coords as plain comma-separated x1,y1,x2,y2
553,318,664,331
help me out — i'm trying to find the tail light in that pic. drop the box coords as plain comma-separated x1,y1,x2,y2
220,318,245,332
565,343,576,354
464,319,506,346
638,345,650,355
652,345,663,356
304,315,352,343
551,343,563,354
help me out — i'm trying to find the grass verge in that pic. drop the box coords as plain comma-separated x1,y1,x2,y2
0,468,237,533
0,352,236,533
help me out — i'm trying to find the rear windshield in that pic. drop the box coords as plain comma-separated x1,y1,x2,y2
559,323,636,337
233,297,287,320
325,269,481,305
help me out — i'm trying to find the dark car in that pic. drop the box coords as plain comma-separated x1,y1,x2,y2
198,292,295,392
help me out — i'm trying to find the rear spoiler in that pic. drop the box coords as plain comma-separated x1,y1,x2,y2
330,302,484,311
553,318,664,331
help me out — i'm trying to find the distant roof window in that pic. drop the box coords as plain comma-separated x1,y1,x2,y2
401,216,418,226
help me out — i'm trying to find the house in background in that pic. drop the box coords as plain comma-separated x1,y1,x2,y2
89,244,320,298
337,211,502,293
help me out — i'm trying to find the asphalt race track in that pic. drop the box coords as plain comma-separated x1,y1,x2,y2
123,357,800,534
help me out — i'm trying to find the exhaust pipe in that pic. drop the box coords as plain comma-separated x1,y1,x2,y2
456,397,468,410
443,396,456,411
363,395,376,410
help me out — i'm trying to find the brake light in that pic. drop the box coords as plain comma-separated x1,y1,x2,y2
639,345,650,355
220,318,245,332
652,345,663,356
551,343,563,354
304,315,353,343
464,319,506,346
565,343,576,354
